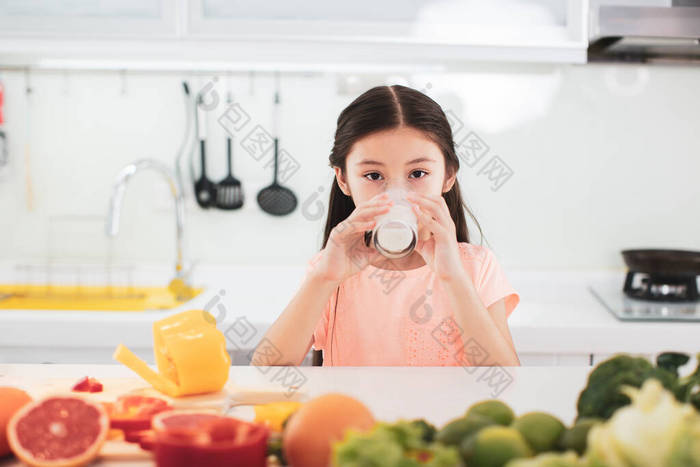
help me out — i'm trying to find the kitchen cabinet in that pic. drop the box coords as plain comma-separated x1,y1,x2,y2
0,0,589,71
0,0,177,37
1,266,698,366
591,352,655,365
518,353,592,366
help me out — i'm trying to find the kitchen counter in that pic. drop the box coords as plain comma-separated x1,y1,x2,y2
1,263,698,365
0,363,591,466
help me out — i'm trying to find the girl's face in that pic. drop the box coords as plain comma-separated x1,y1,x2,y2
335,126,456,204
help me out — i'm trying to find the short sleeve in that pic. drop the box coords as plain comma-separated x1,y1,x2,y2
312,290,335,352
473,246,520,318
304,252,332,352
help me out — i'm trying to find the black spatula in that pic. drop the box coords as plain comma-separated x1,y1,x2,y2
195,141,215,208
216,136,244,210
194,94,215,208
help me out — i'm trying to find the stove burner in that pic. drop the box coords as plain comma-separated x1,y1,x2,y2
623,271,699,302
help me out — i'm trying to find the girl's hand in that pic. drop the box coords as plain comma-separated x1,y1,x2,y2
315,192,393,284
406,191,467,283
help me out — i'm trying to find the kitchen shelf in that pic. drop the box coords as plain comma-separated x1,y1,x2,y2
0,0,590,72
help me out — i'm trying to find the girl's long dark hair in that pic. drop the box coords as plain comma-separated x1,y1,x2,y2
321,85,483,249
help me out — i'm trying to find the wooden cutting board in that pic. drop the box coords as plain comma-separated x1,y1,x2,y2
21,377,306,464
27,377,231,410
23,377,229,462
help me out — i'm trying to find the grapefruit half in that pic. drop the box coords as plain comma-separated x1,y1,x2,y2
7,395,109,467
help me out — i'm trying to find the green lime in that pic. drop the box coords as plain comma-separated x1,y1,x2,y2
436,413,495,446
511,412,566,454
459,433,477,463
557,417,601,455
466,400,515,426
469,426,533,467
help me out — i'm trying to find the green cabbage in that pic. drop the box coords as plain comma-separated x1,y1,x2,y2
586,379,700,467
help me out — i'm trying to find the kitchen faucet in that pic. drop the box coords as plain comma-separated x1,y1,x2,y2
105,159,195,301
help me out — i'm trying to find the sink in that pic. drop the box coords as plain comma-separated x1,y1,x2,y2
0,284,203,311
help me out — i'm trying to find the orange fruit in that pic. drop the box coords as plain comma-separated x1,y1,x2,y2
283,393,375,467
0,387,32,457
7,395,109,466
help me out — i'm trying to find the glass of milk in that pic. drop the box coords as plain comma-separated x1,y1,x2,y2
370,188,418,259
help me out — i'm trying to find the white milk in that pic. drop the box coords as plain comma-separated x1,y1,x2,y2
372,188,418,259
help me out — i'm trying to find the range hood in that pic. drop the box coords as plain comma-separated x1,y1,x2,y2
589,0,700,64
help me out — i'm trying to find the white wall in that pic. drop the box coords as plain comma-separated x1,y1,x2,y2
0,63,698,272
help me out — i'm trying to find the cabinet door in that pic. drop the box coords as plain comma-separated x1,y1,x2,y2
188,0,442,40
519,353,592,366
187,0,588,64
0,0,177,37
591,352,654,366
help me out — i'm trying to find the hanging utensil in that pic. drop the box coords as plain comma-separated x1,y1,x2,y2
257,74,297,216
175,81,195,196
215,132,244,210
0,127,6,170
214,90,244,210
24,70,34,211
194,91,215,208
0,78,7,171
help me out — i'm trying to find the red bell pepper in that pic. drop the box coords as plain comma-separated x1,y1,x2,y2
71,376,104,393
108,395,173,431
151,411,269,467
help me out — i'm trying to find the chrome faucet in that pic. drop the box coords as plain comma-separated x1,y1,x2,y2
106,159,193,300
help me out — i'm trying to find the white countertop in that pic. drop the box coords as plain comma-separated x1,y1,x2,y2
0,363,588,425
0,363,591,466
1,263,699,364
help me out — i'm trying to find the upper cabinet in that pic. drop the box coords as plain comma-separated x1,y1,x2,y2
0,0,177,37
0,0,589,71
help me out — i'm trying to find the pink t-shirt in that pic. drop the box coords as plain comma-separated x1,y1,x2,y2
305,242,520,366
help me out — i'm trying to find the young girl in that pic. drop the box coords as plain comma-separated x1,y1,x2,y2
255,85,520,367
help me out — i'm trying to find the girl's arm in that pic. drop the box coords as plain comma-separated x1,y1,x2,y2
405,191,520,367
442,273,521,367
251,271,340,367
252,193,394,367
485,298,518,356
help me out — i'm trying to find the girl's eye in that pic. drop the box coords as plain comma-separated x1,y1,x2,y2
409,170,428,179
364,172,383,181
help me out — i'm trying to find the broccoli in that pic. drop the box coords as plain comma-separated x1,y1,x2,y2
332,420,461,467
690,391,700,412
656,352,690,376
675,353,700,409
576,352,700,421
576,354,678,421
409,419,437,443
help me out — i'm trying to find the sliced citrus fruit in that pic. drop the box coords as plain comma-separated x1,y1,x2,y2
0,386,32,457
7,395,109,467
